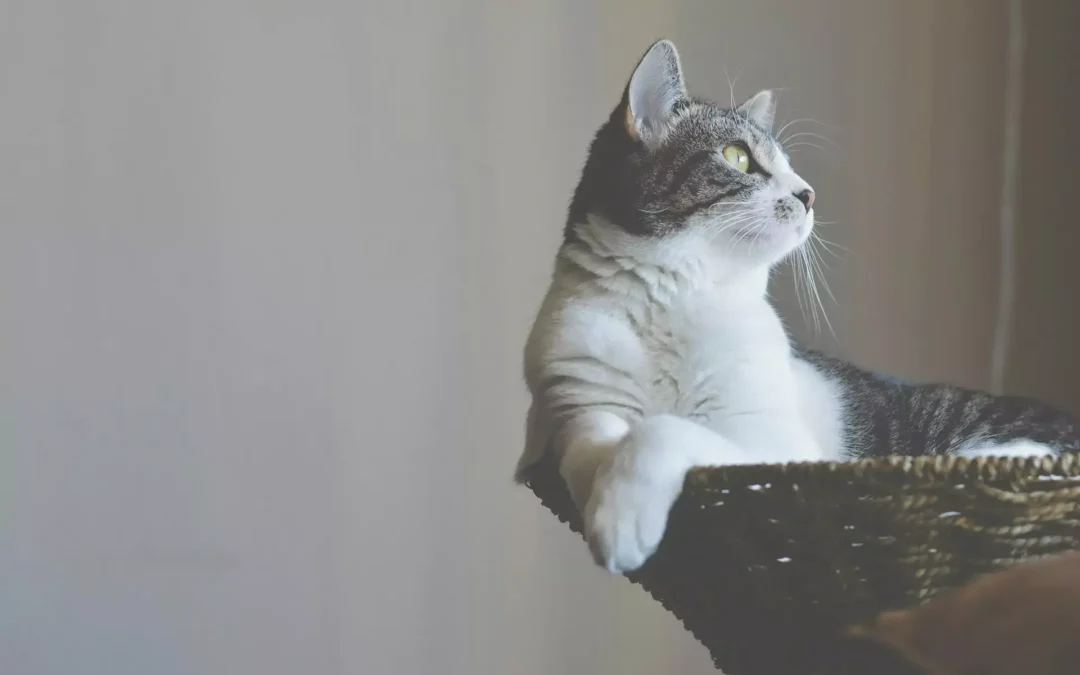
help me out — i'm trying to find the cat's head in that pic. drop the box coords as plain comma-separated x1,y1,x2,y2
568,40,815,272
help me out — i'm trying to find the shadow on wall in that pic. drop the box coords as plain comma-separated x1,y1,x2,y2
1007,0,1080,414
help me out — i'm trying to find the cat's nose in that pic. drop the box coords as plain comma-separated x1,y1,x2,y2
794,189,815,211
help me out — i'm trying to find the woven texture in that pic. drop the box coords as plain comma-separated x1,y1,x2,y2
522,452,1080,675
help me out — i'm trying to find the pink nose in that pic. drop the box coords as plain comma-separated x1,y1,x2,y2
794,189,815,211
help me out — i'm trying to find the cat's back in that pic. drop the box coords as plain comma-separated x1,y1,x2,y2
791,346,1080,458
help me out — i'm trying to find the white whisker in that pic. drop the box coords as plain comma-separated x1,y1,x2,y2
800,238,836,338
779,131,839,149
799,246,819,334
774,117,840,140
725,68,744,112
784,141,828,153
809,241,838,305
811,232,850,255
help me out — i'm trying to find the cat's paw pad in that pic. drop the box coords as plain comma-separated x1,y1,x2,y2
583,437,684,574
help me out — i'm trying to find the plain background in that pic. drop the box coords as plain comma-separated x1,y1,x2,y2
3,1,1079,673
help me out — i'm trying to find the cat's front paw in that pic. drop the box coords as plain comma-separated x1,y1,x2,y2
583,420,689,574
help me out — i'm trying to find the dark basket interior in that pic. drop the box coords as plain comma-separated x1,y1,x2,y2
522,452,1080,675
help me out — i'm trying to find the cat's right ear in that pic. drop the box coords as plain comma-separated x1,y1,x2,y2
623,39,687,148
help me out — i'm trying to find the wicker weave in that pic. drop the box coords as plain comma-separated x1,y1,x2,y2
522,452,1080,675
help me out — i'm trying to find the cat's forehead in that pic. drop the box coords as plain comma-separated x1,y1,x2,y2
666,100,775,150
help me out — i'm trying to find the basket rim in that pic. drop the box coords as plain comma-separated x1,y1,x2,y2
686,451,1080,486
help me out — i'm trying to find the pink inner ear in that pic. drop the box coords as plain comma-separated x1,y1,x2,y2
626,40,686,147
623,105,640,142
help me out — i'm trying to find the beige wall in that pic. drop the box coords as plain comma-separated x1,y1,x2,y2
2,1,1073,674
1006,1,1080,413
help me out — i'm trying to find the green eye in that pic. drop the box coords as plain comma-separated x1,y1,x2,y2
722,144,751,172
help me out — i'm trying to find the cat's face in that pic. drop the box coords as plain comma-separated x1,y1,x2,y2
568,40,815,269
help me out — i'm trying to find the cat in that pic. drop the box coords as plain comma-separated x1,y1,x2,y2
515,39,1080,575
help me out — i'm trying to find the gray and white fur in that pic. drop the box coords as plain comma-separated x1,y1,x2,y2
515,39,1080,575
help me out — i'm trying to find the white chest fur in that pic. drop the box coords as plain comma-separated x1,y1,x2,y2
520,235,849,486
629,287,794,428
520,245,847,575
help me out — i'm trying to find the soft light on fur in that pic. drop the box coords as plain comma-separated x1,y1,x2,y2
517,39,1076,576
518,39,831,574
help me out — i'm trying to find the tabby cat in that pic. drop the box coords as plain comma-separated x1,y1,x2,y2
515,39,1080,574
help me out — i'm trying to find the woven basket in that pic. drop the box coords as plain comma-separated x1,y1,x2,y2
522,452,1080,675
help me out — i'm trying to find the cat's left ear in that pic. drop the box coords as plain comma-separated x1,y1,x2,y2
738,90,776,132
625,39,688,148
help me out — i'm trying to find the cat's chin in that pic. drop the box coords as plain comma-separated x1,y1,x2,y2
728,222,812,265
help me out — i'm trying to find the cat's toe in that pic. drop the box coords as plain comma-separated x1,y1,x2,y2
584,475,676,574
586,504,647,573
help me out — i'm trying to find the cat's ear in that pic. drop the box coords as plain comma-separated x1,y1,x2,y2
737,90,776,132
624,39,687,147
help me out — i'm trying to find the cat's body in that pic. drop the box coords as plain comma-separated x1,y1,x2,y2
795,347,1080,460
516,39,1080,575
